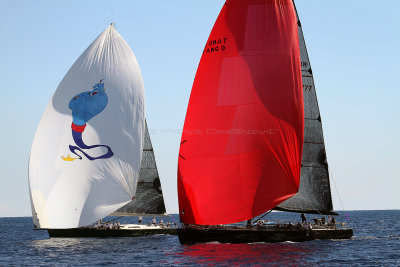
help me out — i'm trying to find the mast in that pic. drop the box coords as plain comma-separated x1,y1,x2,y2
275,1,335,215
111,120,167,217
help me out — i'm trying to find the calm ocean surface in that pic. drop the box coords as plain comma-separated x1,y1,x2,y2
0,210,399,266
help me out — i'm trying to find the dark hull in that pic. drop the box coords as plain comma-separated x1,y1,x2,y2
48,228,177,238
178,227,353,244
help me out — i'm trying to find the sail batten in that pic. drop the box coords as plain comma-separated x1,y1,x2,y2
276,1,334,214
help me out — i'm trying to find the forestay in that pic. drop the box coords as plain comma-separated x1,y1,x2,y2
29,24,145,229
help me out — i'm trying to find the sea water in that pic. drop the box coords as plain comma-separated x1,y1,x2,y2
0,210,399,266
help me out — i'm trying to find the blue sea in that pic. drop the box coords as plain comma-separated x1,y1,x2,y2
0,210,399,266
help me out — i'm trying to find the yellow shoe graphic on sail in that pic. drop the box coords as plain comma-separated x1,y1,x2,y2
61,154,78,161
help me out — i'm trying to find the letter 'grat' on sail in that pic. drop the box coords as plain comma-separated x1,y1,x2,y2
178,0,304,226
29,24,145,229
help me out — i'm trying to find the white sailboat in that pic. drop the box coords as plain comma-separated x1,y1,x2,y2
29,24,175,237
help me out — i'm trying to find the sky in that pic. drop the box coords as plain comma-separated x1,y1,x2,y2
0,0,399,217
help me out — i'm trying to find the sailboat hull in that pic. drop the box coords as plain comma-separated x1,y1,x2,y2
47,227,177,238
177,227,353,244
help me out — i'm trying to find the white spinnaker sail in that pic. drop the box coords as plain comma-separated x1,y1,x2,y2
29,24,145,229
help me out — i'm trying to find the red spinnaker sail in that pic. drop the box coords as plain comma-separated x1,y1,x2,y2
178,0,304,225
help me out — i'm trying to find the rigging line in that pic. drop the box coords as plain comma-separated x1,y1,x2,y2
179,140,187,160
328,165,345,211
253,210,272,223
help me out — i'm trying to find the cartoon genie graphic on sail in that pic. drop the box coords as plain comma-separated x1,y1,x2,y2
62,80,114,161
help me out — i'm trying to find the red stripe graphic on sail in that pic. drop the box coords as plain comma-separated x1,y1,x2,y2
71,123,86,133
178,0,304,225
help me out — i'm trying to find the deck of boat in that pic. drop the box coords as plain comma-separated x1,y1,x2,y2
177,225,353,244
47,224,177,238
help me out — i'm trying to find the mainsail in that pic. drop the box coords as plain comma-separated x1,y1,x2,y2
29,24,145,229
111,120,167,216
178,0,304,225
275,2,335,215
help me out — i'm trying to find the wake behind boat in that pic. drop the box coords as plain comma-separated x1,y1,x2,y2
176,0,352,244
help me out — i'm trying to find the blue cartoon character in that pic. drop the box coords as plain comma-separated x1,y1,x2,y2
62,80,114,161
